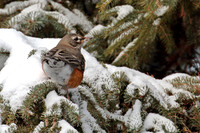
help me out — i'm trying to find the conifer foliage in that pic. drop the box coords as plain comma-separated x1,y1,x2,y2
0,0,93,38
85,0,200,78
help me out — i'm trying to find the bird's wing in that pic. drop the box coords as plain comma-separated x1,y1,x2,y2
42,47,85,71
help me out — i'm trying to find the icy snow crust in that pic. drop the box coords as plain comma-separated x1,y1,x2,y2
0,29,195,132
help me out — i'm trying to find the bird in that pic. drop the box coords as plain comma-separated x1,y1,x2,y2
42,33,89,99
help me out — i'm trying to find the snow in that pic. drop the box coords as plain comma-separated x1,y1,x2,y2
0,0,39,15
124,100,142,130
154,5,169,17
85,24,105,38
0,123,17,133
32,122,44,133
44,90,79,116
109,28,135,48
153,18,161,26
112,38,138,64
71,90,106,133
163,73,191,81
58,120,78,133
141,113,177,133
115,5,134,19
0,29,49,111
0,29,197,132
107,5,134,28
44,91,65,116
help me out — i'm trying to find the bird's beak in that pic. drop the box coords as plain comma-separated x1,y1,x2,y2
83,37,93,42
80,37,93,44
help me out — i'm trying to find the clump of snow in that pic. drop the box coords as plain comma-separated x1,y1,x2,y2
115,5,134,19
32,122,44,133
153,18,161,26
163,73,191,81
85,24,106,38
0,123,17,133
124,100,142,130
107,5,134,26
44,90,79,116
154,5,169,16
141,113,177,133
0,0,40,15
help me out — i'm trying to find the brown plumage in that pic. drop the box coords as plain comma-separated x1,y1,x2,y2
42,33,89,99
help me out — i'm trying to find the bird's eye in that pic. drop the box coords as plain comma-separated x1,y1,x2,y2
73,37,79,41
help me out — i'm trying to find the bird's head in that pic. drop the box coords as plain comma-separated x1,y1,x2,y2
58,33,91,49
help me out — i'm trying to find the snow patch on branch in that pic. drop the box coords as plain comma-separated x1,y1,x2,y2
71,89,106,133
115,5,134,19
0,0,44,15
0,123,17,133
124,100,142,130
44,90,79,116
85,24,106,38
153,18,161,26
154,5,169,16
113,38,138,64
33,122,45,133
141,113,177,132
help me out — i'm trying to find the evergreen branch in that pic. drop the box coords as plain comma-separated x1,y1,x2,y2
104,28,138,57
79,84,142,131
192,0,200,9
80,100,107,133
0,95,16,125
19,81,57,122
0,48,10,56
105,16,136,38
50,0,93,32
0,0,46,15
60,99,81,126
8,10,73,35
108,21,136,39
112,38,138,65
27,49,37,58
96,0,113,12
158,23,175,54
32,121,45,133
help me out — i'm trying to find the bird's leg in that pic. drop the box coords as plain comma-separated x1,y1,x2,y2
62,85,70,100
45,118,49,127
52,118,57,128
66,88,70,100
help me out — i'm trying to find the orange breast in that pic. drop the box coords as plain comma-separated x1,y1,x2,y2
67,68,84,88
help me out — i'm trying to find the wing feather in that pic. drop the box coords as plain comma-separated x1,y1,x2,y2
42,47,85,71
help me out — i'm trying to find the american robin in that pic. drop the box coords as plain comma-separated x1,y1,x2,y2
42,33,89,99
